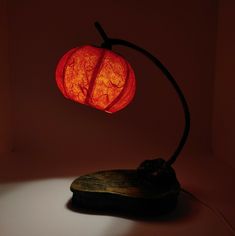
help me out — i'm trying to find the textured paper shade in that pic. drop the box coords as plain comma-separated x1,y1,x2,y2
56,45,136,113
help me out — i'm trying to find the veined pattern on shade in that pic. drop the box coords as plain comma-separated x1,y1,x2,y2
55,45,136,113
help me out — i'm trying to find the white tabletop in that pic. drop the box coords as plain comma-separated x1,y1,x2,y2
0,175,233,236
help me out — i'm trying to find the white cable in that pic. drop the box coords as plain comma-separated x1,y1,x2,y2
181,188,235,235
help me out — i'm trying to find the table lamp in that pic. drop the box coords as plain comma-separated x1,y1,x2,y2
55,22,190,215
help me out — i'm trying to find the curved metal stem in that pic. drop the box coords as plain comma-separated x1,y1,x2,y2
94,22,190,166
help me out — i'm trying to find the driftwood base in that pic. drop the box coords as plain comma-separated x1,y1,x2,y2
70,159,180,216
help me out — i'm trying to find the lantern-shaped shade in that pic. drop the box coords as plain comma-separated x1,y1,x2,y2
55,45,136,113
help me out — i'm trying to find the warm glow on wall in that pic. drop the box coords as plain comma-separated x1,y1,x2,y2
56,45,136,113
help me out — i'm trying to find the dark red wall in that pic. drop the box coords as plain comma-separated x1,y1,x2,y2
0,0,11,153
7,0,217,170
213,0,235,169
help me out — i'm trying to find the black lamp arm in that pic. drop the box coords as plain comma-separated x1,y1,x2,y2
94,22,190,166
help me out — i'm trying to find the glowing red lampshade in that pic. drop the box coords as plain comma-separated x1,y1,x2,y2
55,45,136,113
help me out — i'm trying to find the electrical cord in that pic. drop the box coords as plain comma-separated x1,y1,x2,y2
181,188,235,235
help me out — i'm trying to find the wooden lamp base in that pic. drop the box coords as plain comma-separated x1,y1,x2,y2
70,159,180,216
